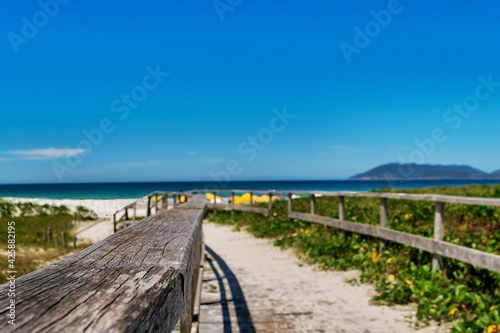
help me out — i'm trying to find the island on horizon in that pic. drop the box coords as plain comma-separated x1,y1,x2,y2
349,163,500,180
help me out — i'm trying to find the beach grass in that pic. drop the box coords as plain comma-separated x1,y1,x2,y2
0,199,91,284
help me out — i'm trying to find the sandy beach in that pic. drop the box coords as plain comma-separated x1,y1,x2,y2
3,197,144,220
3,197,145,243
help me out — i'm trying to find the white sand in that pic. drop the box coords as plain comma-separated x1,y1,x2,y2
3,197,144,220
202,222,450,332
3,197,148,244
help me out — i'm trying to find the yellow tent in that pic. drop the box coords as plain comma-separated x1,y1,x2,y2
150,195,163,202
205,193,222,201
231,193,273,205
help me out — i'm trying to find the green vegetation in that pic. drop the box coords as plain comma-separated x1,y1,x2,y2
0,198,91,284
207,184,500,333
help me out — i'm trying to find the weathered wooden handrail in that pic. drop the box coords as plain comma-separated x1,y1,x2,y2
0,194,207,333
198,189,500,274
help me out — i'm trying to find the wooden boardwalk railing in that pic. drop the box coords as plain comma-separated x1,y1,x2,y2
3,188,500,332
0,194,206,333
195,189,500,274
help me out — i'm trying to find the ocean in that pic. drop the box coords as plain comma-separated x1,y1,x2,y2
1,179,500,199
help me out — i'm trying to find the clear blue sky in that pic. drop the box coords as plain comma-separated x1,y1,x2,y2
1,0,500,184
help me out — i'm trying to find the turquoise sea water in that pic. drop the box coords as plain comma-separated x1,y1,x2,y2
1,180,500,199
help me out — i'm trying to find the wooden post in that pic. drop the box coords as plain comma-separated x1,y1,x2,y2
311,194,316,215
231,191,235,217
164,194,169,210
133,202,136,222
269,192,274,216
179,222,203,333
147,196,151,216
125,208,129,221
338,196,346,237
287,193,293,217
213,192,217,214
73,235,76,249
379,197,388,254
48,225,53,242
173,194,177,207
433,201,446,272
113,213,118,232
250,192,253,207
54,235,59,247
62,232,67,248
155,194,159,214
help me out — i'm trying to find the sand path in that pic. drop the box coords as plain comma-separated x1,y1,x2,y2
200,222,450,333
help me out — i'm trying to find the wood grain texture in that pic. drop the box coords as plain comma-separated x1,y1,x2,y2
0,195,207,333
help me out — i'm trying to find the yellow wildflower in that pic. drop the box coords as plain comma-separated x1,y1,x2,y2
372,251,379,263
387,274,395,282
404,277,413,285
491,305,497,311
360,246,365,251
294,219,298,222
305,230,310,235
273,213,277,216
449,308,458,316
387,257,392,264
420,291,424,296
300,228,304,233
487,325,497,333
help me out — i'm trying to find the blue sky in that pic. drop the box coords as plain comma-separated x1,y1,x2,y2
1,0,500,184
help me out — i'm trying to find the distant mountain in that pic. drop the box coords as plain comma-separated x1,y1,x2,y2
492,169,500,176
349,163,500,180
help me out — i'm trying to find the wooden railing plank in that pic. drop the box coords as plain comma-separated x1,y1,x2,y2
0,195,207,333
289,211,500,273
188,189,500,207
